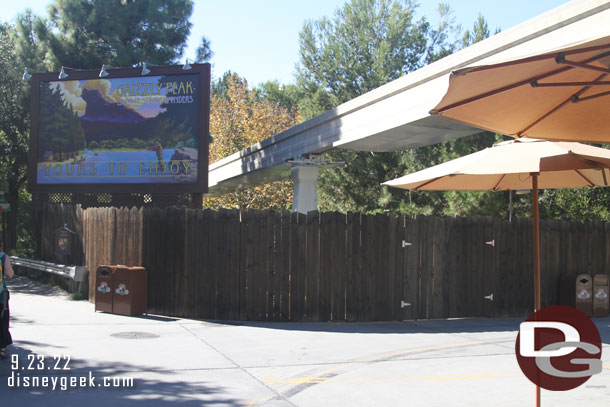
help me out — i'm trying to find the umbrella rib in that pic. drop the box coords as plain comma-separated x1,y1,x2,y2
433,68,571,114
434,49,610,115
603,169,609,186
492,174,506,191
518,72,607,136
556,56,610,74
414,176,447,191
459,43,610,74
532,80,610,87
575,89,610,103
574,169,595,187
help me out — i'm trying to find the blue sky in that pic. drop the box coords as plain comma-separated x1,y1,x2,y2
2,0,572,86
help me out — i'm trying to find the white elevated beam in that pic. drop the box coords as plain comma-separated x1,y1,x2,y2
208,0,610,195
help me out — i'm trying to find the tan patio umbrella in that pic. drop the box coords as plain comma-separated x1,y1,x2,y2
383,138,610,406
384,138,610,311
430,36,610,143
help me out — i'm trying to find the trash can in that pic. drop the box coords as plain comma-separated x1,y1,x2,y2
593,274,609,318
94,265,148,316
95,265,116,313
112,266,148,316
575,274,593,317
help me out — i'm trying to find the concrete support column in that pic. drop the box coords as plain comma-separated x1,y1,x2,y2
290,163,320,213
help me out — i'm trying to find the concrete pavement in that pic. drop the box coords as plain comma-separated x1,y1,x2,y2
1,276,609,406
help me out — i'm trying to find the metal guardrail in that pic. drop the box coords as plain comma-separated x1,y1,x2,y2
9,256,88,282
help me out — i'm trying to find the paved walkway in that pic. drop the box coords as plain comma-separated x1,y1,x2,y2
0,276,608,406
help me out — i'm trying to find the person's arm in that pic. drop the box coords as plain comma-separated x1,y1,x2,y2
4,256,14,278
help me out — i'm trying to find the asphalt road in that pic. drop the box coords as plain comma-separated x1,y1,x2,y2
1,276,608,406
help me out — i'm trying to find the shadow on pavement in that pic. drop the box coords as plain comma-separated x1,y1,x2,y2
6,276,70,298
200,318,524,334
0,345,243,407
198,317,610,344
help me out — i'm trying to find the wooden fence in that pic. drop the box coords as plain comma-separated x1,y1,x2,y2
39,204,610,321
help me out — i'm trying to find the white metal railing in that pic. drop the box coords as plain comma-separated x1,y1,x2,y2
9,256,88,282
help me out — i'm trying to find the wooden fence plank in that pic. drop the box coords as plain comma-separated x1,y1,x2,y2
430,217,448,319
481,216,495,318
270,211,282,321
214,209,230,319
359,214,372,321
198,210,215,319
395,215,408,320
318,212,332,321
540,219,561,309
246,210,264,320
265,210,274,320
182,209,195,317
519,218,535,314
403,216,419,320
238,210,248,320
345,212,360,322
387,214,398,320
290,212,307,321
228,209,242,321
373,214,390,321
417,216,430,319
304,211,320,321
330,212,346,321
605,223,610,281
278,211,291,321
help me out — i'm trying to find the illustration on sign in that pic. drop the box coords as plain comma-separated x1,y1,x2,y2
35,74,200,185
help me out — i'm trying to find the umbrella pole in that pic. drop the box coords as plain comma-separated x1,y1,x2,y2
532,174,540,312
532,173,541,407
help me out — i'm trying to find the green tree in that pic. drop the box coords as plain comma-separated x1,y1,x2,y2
16,0,194,70
0,23,31,250
203,74,300,210
195,36,213,63
257,81,303,115
296,0,460,117
462,13,500,47
538,173,610,222
294,0,470,214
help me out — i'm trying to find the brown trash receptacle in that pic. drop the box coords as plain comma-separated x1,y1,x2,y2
593,274,609,318
112,266,148,316
575,274,593,317
95,265,116,313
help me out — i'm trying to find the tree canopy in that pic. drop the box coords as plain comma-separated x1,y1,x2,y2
202,73,300,210
295,0,460,117
0,23,32,250
15,0,199,70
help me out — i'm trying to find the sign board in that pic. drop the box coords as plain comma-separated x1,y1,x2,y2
27,64,210,193
0,203,10,212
